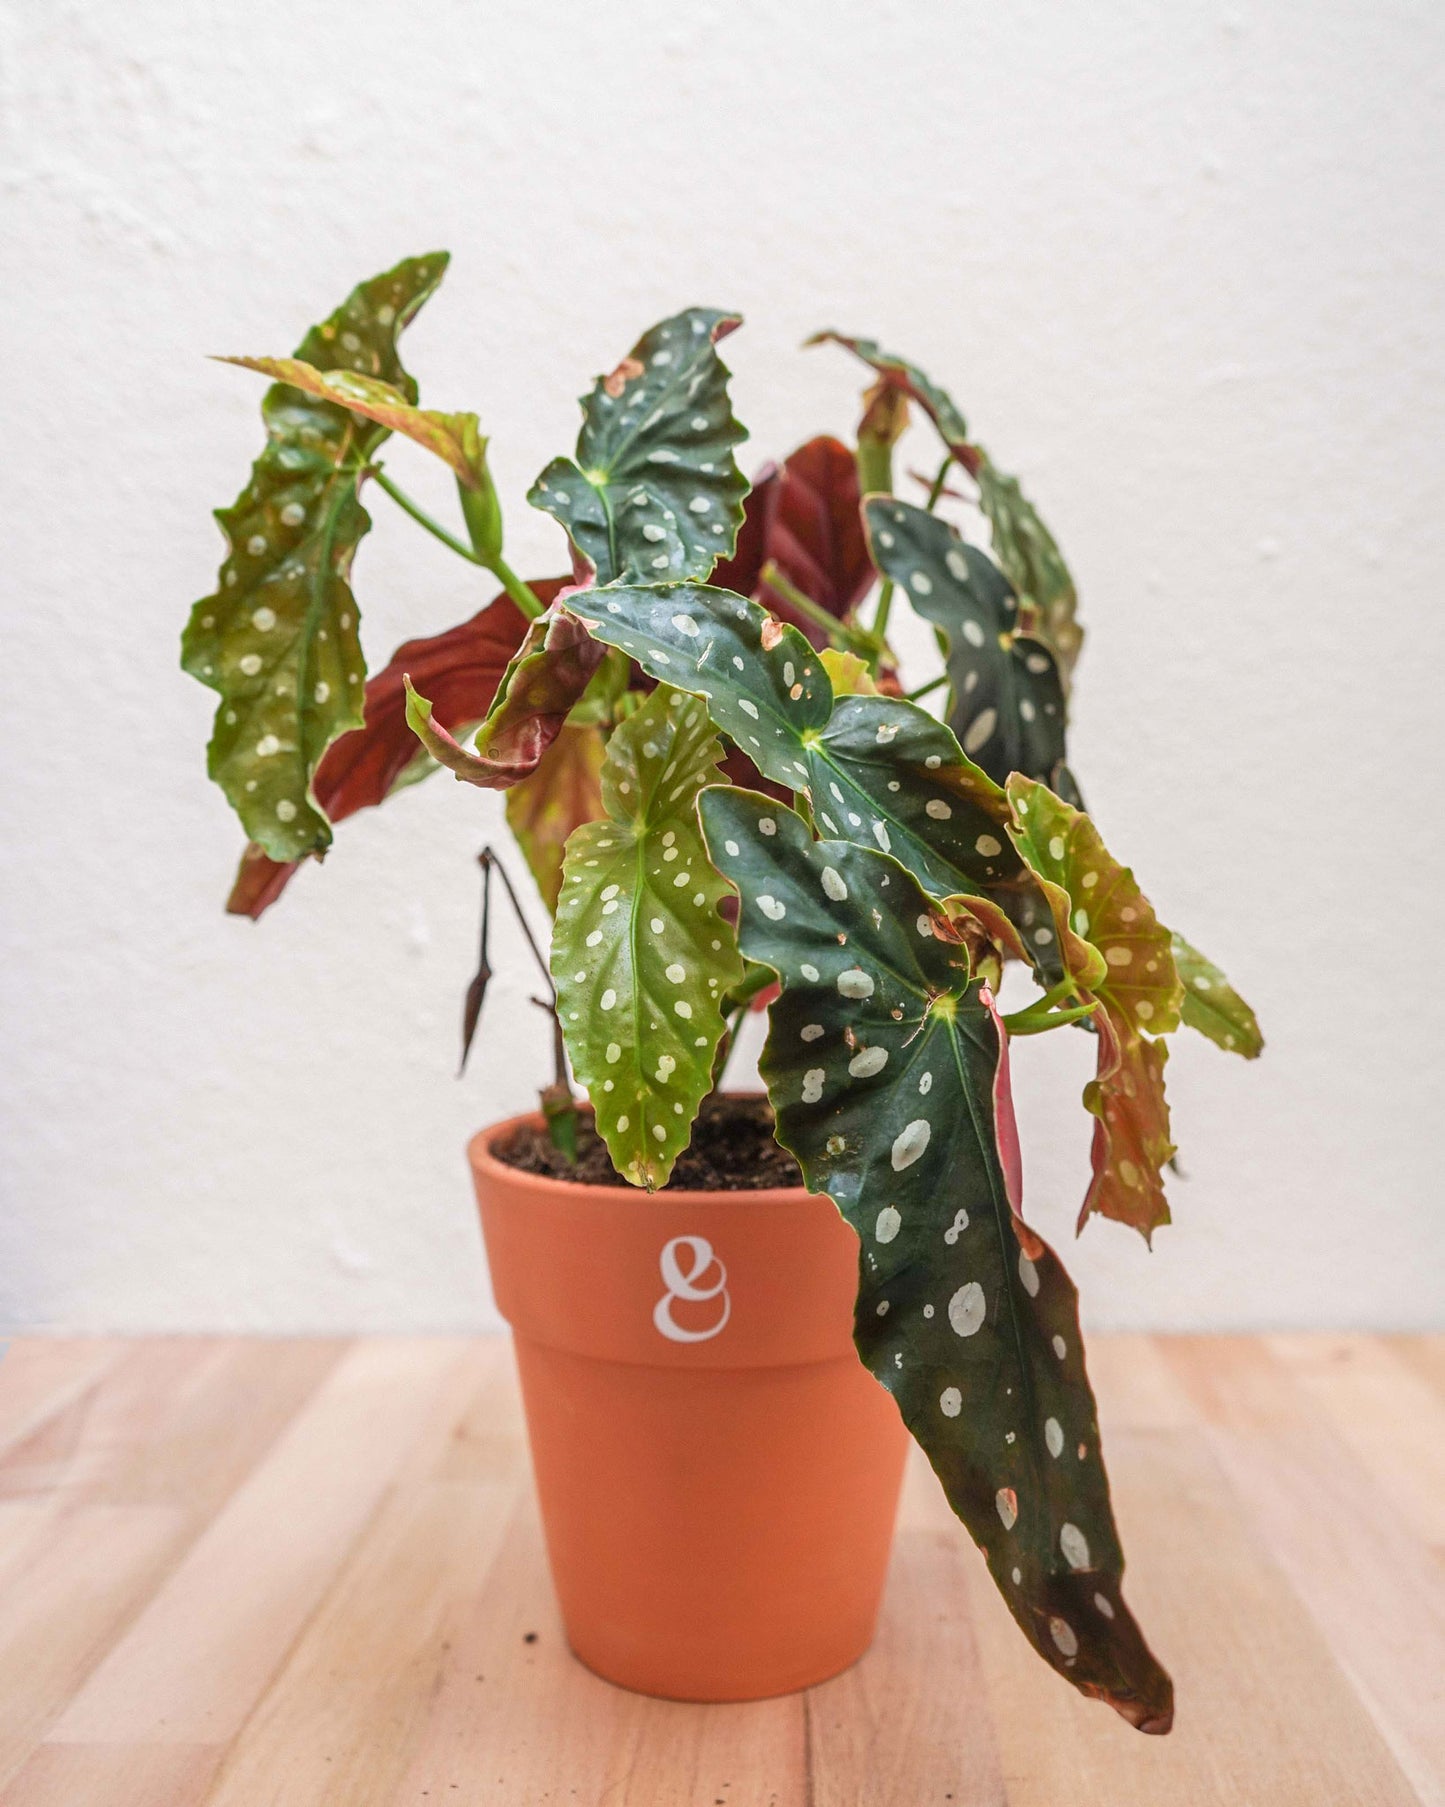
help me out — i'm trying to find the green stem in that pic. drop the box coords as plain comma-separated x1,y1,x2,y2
372,467,544,620
371,467,482,565
906,673,949,704
760,562,870,654
1000,999,1098,1037
489,553,544,621
923,454,952,513
856,435,892,499
871,580,895,652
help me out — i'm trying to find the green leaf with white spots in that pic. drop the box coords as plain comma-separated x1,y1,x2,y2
552,686,743,1188
1171,933,1264,1059
528,308,750,586
215,358,486,488
975,459,1083,678
863,498,1080,804
1006,777,1183,1240
566,583,1057,961
698,787,1174,1734
182,251,449,860
1006,777,1182,1040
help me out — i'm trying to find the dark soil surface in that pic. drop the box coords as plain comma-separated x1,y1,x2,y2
493,1093,803,1192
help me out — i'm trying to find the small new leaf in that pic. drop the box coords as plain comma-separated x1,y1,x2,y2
216,358,485,488
183,251,449,860
529,308,749,585
863,498,1079,803
699,787,1173,1734
552,687,742,1188
1172,933,1263,1059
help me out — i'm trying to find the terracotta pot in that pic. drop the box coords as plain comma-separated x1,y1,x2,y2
469,1111,910,1702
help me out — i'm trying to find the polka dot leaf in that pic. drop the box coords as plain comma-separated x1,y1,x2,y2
862,498,1081,805
214,357,487,489
812,332,1083,676
181,251,450,862
566,582,1054,947
1171,932,1264,1060
1006,775,1184,1240
528,308,750,586
698,786,1173,1734
403,607,606,790
551,685,743,1189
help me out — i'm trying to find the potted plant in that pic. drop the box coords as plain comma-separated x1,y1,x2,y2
181,253,1262,1731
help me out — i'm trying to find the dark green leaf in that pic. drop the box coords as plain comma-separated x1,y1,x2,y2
182,251,449,860
552,687,742,1188
863,498,1078,803
1171,933,1264,1059
566,583,1052,929
698,786,1173,1734
529,309,749,585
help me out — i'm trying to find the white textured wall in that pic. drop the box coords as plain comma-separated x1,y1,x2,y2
2,0,1442,1332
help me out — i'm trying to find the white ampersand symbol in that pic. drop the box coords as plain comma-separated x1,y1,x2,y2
653,1235,731,1343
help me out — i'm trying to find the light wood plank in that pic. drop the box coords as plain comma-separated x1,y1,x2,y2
0,1342,124,1465
1166,1334,1445,1807
392,1492,808,1806
1270,1333,1445,1548
962,1414,1419,1806
1388,1335,1445,1410
0,1744,220,1807
0,1507,183,1787
49,1339,468,1746
807,1454,1005,1806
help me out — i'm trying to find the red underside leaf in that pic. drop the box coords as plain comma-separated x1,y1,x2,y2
713,436,875,644
226,578,567,919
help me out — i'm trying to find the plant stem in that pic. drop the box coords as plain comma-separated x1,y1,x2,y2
923,454,952,513
760,562,869,653
371,466,482,565
1000,999,1098,1037
372,468,545,620
871,580,895,650
906,673,949,704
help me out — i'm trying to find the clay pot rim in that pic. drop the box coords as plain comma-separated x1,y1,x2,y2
469,1104,814,1211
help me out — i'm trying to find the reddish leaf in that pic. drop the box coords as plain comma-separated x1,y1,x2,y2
713,436,875,645
505,723,608,913
1082,1015,1176,1243
226,578,567,918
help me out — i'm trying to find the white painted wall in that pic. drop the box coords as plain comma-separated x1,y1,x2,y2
2,0,1442,1333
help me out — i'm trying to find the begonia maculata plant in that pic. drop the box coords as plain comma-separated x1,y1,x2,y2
182,252,1263,1732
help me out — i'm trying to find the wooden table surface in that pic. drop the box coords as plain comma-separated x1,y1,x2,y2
0,1334,1441,1805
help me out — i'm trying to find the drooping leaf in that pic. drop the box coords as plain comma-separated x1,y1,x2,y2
565,583,1042,915
505,723,607,912
812,332,1084,677
182,251,450,861
215,358,485,488
1006,777,1182,1040
551,687,742,1188
1171,932,1263,1059
226,580,564,919
1083,1016,1175,1242
528,308,749,586
1006,777,1182,1239
863,498,1080,804
403,607,606,789
698,786,1173,1734
712,436,876,642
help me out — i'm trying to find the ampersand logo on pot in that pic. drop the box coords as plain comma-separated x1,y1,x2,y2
653,1235,731,1343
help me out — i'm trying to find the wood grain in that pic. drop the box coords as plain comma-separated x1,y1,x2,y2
0,1335,1438,1806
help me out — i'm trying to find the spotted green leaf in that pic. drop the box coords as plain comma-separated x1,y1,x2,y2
1171,933,1263,1059
812,333,1084,677
552,686,743,1188
1006,777,1182,1240
403,608,605,789
566,583,1050,931
216,358,485,488
699,786,1173,1734
529,309,749,586
182,251,449,860
863,498,1079,804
